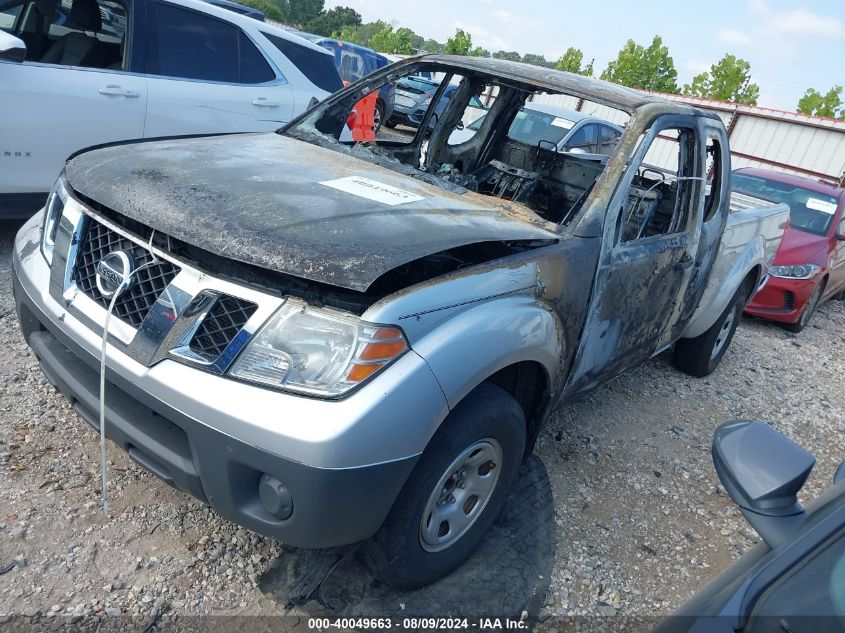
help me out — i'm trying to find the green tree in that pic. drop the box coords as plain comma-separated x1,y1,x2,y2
304,6,361,37
286,0,323,26
554,47,593,76
797,86,844,118
421,38,444,53
521,53,553,68
601,35,678,92
682,54,759,105
334,20,388,46
369,24,415,54
238,0,285,22
444,28,474,55
493,50,521,62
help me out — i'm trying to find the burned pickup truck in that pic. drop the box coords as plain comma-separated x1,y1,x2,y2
12,56,788,589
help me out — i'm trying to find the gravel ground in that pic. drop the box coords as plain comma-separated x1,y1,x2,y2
1,217,844,625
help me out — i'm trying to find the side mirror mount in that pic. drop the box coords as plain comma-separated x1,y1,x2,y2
0,31,26,63
455,121,465,131
713,420,815,548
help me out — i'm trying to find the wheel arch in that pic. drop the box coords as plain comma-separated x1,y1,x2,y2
484,360,553,458
742,264,763,304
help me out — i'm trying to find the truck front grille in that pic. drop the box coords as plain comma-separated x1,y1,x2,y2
189,296,257,361
74,219,180,328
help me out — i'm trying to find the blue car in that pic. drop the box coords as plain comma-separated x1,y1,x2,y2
295,33,395,132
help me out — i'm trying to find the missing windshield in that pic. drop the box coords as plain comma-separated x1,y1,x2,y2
284,62,630,227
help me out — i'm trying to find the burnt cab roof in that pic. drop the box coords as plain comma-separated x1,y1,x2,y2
397,55,669,114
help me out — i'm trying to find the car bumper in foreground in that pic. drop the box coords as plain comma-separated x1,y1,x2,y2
745,275,819,324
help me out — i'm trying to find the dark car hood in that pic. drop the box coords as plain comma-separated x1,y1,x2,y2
64,133,557,292
773,225,828,265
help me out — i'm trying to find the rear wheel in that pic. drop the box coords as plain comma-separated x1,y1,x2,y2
673,283,746,377
785,280,825,333
359,383,525,589
373,100,385,134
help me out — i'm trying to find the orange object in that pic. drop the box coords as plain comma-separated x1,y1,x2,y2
343,81,378,142
346,362,382,382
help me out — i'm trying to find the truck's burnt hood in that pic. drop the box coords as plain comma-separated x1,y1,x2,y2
64,133,558,292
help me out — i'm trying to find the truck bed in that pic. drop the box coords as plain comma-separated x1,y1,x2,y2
729,190,781,213
682,194,790,338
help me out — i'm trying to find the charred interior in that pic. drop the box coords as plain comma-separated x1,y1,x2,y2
288,61,625,227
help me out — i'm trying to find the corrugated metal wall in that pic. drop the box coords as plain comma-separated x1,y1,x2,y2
531,90,845,186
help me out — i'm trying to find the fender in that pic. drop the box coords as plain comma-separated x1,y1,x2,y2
364,260,566,412
407,295,562,410
682,232,766,339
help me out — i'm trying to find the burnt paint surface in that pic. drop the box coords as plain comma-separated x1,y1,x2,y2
64,133,559,292
63,57,732,422
563,115,731,397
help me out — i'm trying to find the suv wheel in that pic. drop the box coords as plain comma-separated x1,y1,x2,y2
673,282,747,377
373,100,385,134
359,383,525,589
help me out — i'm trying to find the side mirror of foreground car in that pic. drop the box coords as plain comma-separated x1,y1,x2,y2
0,31,26,63
835,232,845,242
712,420,815,548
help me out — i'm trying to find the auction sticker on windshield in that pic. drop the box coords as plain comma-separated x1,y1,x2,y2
806,198,838,214
321,176,426,206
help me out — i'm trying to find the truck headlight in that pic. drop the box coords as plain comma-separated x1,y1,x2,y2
768,264,820,280
229,301,408,397
41,176,68,265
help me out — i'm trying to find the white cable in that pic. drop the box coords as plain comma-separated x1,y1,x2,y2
98,231,160,517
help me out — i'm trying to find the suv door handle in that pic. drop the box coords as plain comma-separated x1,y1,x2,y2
252,97,280,107
98,85,139,98
675,256,694,271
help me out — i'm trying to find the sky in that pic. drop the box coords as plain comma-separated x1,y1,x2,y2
325,0,844,111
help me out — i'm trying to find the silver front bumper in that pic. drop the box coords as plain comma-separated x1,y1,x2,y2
14,210,449,470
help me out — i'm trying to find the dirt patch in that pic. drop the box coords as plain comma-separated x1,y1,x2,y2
0,219,843,623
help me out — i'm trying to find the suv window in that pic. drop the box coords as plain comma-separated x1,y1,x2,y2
564,124,599,153
149,2,274,84
264,32,341,93
2,0,127,67
0,0,22,30
597,125,621,155
339,48,364,82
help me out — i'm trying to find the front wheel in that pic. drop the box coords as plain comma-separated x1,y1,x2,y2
784,280,825,333
358,383,526,589
673,284,746,377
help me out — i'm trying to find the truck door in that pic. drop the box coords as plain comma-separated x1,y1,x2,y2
567,116,703,393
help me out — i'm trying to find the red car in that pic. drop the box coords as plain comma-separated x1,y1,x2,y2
734,168,845,332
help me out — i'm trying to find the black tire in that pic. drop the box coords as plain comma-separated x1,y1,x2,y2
384,118,397,129
373,100,385,134
673,282,747,377
359,383,526,589
784,279,825,333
